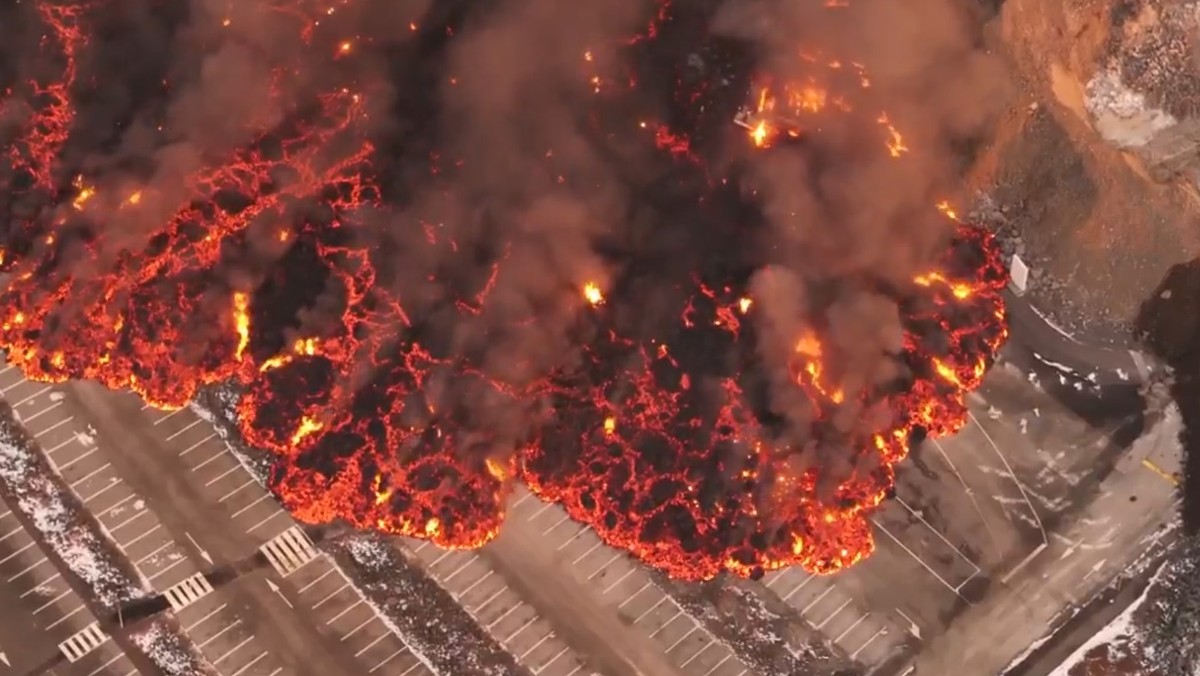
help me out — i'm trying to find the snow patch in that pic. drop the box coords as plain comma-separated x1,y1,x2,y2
1032,351,1077,376
1029,305,1079,344
0,432,146,607
132,621,207,676
1047,559,1170,676
1003,633,1054,673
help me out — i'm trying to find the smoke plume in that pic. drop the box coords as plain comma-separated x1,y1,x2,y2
0,0,1009,579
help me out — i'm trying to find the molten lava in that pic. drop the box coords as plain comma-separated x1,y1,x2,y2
0,0,1007,580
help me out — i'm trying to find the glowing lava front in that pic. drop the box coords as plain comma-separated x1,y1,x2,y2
0,0,1007,581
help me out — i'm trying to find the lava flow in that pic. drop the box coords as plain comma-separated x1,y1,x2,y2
0,0,1007,580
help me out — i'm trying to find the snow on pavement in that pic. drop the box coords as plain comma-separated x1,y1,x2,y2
132,620,213,676
0,428,147,608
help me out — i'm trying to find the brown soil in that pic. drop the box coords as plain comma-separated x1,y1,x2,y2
966,0,1200,346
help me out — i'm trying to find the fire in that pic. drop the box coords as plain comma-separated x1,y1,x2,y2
583,282,604,306
232,293,251,361
0,0,1008,581
290,417,324,446
71,176,95,211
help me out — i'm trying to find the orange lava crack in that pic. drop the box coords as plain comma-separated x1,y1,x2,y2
0,0,1008,581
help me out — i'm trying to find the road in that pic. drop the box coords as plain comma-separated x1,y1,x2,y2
1003,289,1153,386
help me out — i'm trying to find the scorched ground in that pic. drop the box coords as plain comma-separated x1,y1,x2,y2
0,0,1007,581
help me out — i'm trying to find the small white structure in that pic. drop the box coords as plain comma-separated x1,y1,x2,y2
1009,254,1030,295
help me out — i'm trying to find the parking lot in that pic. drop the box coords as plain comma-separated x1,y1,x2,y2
759,565,903,667
754,492,990,670
0,507,138,676
0,366,289,676
506,489,753,676
402,537,593,676
288,556,435,676
144,405,435,676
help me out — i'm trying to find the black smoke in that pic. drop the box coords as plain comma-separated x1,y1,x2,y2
0,0,1008,565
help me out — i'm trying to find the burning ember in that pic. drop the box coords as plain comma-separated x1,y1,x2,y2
0,0,1006,580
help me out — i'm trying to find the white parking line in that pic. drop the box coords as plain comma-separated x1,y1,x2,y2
68,463,112,489
80,478,121,504
203,465,242,487
24,401,62,424
85,653,123,676
851,628,886,659
197,619,242,649
219,477,257,503
0,540,36,565
147,556,188,583
369,648,406,673
122,523,162,549
212,635,254,664
871,517,961,596
108,508,148,533
229,651,269,676
7,555,48,582
164,417,202,439
180,432,217,457
231,493,273,518
34,416,75,438
46,604,87,630
340,616,375,642
835,613,870,643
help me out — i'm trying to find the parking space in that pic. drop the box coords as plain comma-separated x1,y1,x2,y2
0,508,139,675
170,593,291,676
930,415,1046,543
70,635,140,676
143,405,435,676
289,556,435,676
401,538,591,676
760,566,904,667
0,366,288,676
870,497,981,597
507,489,753,676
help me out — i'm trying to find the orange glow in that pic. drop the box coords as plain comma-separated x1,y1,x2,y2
290,417,324,446
0,2,1009,583
583,282,604,306
232,292,251,361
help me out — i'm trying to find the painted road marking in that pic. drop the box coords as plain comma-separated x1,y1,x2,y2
59,622,108,662
261,526,319,577
164,572,215,612
1141,459,1180,487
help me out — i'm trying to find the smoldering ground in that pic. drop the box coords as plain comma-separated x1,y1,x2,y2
0,0,1009,563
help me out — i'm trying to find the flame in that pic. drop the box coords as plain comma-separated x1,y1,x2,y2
603,416,617,436
232,292,251,361
0,0,1009,582
290,416,324,446
583,282,604,306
